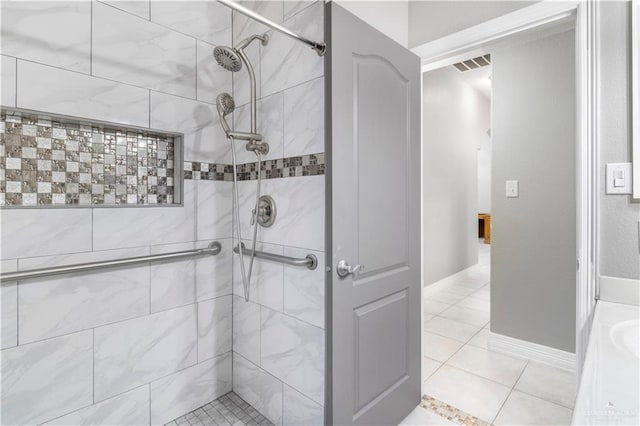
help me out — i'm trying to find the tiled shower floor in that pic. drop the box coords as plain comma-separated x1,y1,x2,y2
165,392,274,426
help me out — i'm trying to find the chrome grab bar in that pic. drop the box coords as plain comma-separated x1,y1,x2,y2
0,241,222,284
233,244,318,270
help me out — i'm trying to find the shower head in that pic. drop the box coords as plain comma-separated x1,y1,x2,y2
213,46,242,72
216,93,235,116
213,34,269,72
216,93,235,135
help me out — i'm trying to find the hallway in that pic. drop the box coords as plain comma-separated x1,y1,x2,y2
402,243,577,425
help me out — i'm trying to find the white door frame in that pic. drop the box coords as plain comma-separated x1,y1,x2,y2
411,0,598,376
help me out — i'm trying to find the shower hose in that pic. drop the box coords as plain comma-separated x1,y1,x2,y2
230,136,261,302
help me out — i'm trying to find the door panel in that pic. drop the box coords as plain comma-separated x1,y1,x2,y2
355,55,410,277
327,3,421,425
354,290,409,412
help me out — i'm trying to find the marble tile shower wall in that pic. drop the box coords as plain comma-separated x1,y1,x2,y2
0,1,237,424
229,2,325,426
0,1,326,425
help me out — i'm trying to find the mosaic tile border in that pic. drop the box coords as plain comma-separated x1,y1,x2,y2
0,110,181,207
420,394,492,426
166,391,274,426
184,153,325,182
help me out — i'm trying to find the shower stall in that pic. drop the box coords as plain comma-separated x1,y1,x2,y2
0,1,326,424
0,1,421,425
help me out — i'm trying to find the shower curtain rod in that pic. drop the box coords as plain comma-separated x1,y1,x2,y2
217,0,326,56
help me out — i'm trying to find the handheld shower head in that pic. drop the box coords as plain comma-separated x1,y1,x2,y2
213,46,242,72
217,93,235,115
216,93,235,135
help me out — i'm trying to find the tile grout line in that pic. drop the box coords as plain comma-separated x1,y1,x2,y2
9,298,207,350
423,264,496,418
7,35,319,112
281,380,285,426
12,55,211,109
148,243,152,314
196,301,199,363
437,350,529,390
39,382,150,424
96,0,230,48
234,351,323,409
422,325,482,385
512,387,576,411
91,208,94,252
15,276,19,347
90,0,93,76
194,38,198,101
92,328,95,404
230,102,235,394
490,360,529,425
14,57,18,107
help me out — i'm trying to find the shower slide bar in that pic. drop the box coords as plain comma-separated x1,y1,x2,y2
233,245,318,270
0,241,222,284
217,0,326,56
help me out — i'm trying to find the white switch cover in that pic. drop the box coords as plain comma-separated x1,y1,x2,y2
506,180,519,198
606,163,632,194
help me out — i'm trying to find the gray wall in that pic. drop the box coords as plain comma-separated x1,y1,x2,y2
408,1,537,48
423,67,490,285
491,29,576,352
478,127,492,213
598,1,640,280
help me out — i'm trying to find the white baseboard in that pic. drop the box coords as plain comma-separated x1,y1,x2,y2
599,275,640,306
489,332,576,373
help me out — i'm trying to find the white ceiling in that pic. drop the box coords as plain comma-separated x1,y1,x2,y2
455,65,492,100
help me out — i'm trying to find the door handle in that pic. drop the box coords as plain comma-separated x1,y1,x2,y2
336,260,364,278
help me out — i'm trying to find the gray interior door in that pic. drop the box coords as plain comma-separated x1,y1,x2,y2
326,3,421,425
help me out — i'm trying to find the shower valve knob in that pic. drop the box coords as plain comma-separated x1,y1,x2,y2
336,260,364,278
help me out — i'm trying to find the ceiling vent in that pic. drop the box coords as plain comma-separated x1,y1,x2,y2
452,54,491,72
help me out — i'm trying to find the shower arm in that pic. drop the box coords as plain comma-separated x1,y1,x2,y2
217,0,326,56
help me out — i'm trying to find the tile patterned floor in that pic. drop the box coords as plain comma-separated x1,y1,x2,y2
420,395,490,426
165,392,273,426
402,241,576,425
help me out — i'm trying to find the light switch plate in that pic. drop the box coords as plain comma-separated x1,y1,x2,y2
606,163,632,194
506,180,519,198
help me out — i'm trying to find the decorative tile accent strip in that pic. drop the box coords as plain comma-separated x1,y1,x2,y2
0,111,177,207
184,153,325,182
420,395,492,426
183,162,235,182
166,391,274,426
